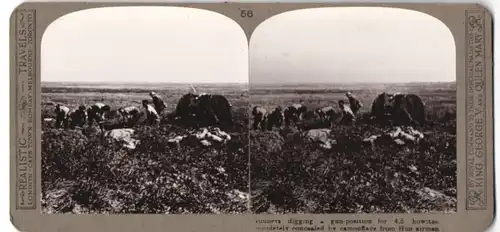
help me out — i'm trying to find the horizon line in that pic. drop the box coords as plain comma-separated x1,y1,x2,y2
249,81,456,84
41,80,456,85
41,81,249,85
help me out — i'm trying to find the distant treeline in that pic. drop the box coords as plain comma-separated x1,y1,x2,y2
249,81,456,88
42,87,159,94
249,88,456,95
42,86,248,94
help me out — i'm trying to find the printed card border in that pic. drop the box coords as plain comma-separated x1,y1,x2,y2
9,2,494,232
14,8,37,210
464,9,488,211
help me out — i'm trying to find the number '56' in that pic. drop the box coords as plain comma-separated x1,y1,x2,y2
240,10,253,18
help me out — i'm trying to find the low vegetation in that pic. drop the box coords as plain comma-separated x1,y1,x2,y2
249,83,457,214
41,82,457,214
41,83,249,214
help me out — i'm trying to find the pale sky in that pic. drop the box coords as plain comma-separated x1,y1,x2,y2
42,7,456,84
250,7,456,84
41,7,249,83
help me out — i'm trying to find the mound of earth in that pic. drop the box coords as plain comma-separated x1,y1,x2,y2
250,130,284,154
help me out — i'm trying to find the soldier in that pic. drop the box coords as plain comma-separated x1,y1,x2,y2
87,102,111,126
142,100,160,126
251,106,268,130
266,106,284,130
345,91,363,114
54,104,70,129
315,106,335,120
68,105,88,129
284,103,308,127
337,100,356,125
149,91,167,114
315,106,336,127
118,106,141,126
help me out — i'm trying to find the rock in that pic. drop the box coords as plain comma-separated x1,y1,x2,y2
103,128,139,149
44,118,55,122
167,127,232,147
394,139,405,145
304,129,337,150
363,126,425,147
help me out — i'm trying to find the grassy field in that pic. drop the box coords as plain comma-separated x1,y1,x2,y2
249,82,457,214
41,82,249,118
41,81,457,214
41,82,250,214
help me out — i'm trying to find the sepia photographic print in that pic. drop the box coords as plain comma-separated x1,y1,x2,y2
249,7,457,214
10,2,494,232
40,6,250,214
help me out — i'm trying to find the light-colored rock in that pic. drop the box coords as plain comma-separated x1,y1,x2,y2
168,127,232,147
304,129,337,149
104,128,139,149
363,126,425,147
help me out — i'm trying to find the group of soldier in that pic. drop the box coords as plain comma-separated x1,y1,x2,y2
52,87,425,132
251,91,364,130
53,91,168,129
